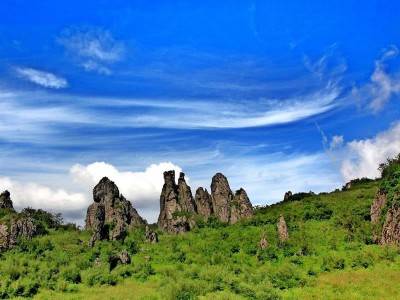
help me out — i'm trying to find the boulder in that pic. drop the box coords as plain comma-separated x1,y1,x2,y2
9,217,38,247
0,224,9,251
157,171,195,233
277,215,289,243
194,187,213,220
371,190,387,224
211,173,233,223
0,190,14,210
259,234,268,249
118,250,131,264
86,177,146,243
230,188,253,224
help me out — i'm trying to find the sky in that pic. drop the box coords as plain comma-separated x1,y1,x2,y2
0,1,400,224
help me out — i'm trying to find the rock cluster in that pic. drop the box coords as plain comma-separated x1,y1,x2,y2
0,191,38,251
145,226,158,243
158,171,254,233
0,190,14,210
85,177,146,246
283,191,292,202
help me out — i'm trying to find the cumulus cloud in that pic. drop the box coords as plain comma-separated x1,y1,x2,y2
58,27,125,74
70,162,182,222
0,176,88,223
15,67,68,89
340,122,400,181
330,135,344,150
353,45,400,112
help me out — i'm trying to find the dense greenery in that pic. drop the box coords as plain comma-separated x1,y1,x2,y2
1,179,400,299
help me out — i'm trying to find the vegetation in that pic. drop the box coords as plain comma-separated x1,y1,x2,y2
1,172,400,299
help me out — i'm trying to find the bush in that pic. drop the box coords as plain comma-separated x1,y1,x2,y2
269,264,306,289
62,266,81,283
321,254,345,271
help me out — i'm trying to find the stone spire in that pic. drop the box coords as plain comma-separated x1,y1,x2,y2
0,190,14,210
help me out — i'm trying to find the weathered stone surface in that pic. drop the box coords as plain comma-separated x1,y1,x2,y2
145,226,158,243
283,191,292,202
0,224,9,251
118,250,131,264
277,215,289,242
0,190,14,210
230,188,253,224
211,173,233,223
9,217,38,247
194,187,213,220
158,171,195,233
371,190,387,224
86,177,146,243
259,234,268,249
88,203,105,247
380,203,400,246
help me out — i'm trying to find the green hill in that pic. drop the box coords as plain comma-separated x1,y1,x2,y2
1,177,399,300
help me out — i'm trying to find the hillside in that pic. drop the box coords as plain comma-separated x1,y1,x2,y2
1,177,400,299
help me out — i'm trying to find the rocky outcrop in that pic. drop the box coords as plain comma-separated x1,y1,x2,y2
0,190,14,210
158,170,254,233
145,226,158,243
277,215,289,243
194,187,213,220
86,177,146,245
88,203,106,247
9,217,38,247
211,173,233,223
283,191,292,202
380,203,400,245
109,250,131,270
0,224,9,251
259,234,268,249
158,171,195,233
230,188,253,224
371,190,387,224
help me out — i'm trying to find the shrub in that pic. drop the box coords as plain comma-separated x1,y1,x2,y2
321,254,345,271
269,264,306,289
62,266,81,283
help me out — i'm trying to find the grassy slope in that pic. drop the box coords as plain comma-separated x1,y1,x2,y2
2,180,400,299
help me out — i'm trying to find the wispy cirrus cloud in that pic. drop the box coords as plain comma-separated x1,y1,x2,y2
15,67,68,89
58,27,125,75
353,45,400,112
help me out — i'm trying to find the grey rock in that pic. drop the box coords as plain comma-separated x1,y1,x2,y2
380,203,400,246
9,217,38,247
277,215,289,243
145,226,159,243
88,203,106,247
194,187,213,220
211,173,233,223
0,190,14,210
283,191,292,202
230,188,253,224
0,224,9,251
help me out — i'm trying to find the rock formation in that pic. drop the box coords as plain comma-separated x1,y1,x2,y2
158,171,196,233
370,190,387,224
0,190,14,210
194,187,213,220
277,215,289,242
380,203,400,245
0,224,9,251
86,177,146,245
230,188,254,224
211,173,233,223
145,226,158,243
283,191,292,202
259,234,268,249
158,170,254,233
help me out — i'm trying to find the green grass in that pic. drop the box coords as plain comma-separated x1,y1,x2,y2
1,179,400,299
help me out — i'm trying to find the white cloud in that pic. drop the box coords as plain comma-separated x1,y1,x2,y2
353,45,400,112
330,135,343,150
58,28,125,74
340,122,400,181
15,67,68,89
0,176,88,223
70,162,182,222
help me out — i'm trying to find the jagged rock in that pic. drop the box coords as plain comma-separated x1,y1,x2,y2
145,226,158,243
86,177,146,243
277,215,289,242
283,191,292,202
9,217,38,247
157,171,195,233
0,190,14,210
230,188,253,224
194,187,213,220
211,173,233,223
0,224,9,251
380,203,400,245
259,234,268,249
371,190,387,224
119,250,131,264
88,203,106,247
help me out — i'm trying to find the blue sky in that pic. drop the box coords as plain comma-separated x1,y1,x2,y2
0,1,400,223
